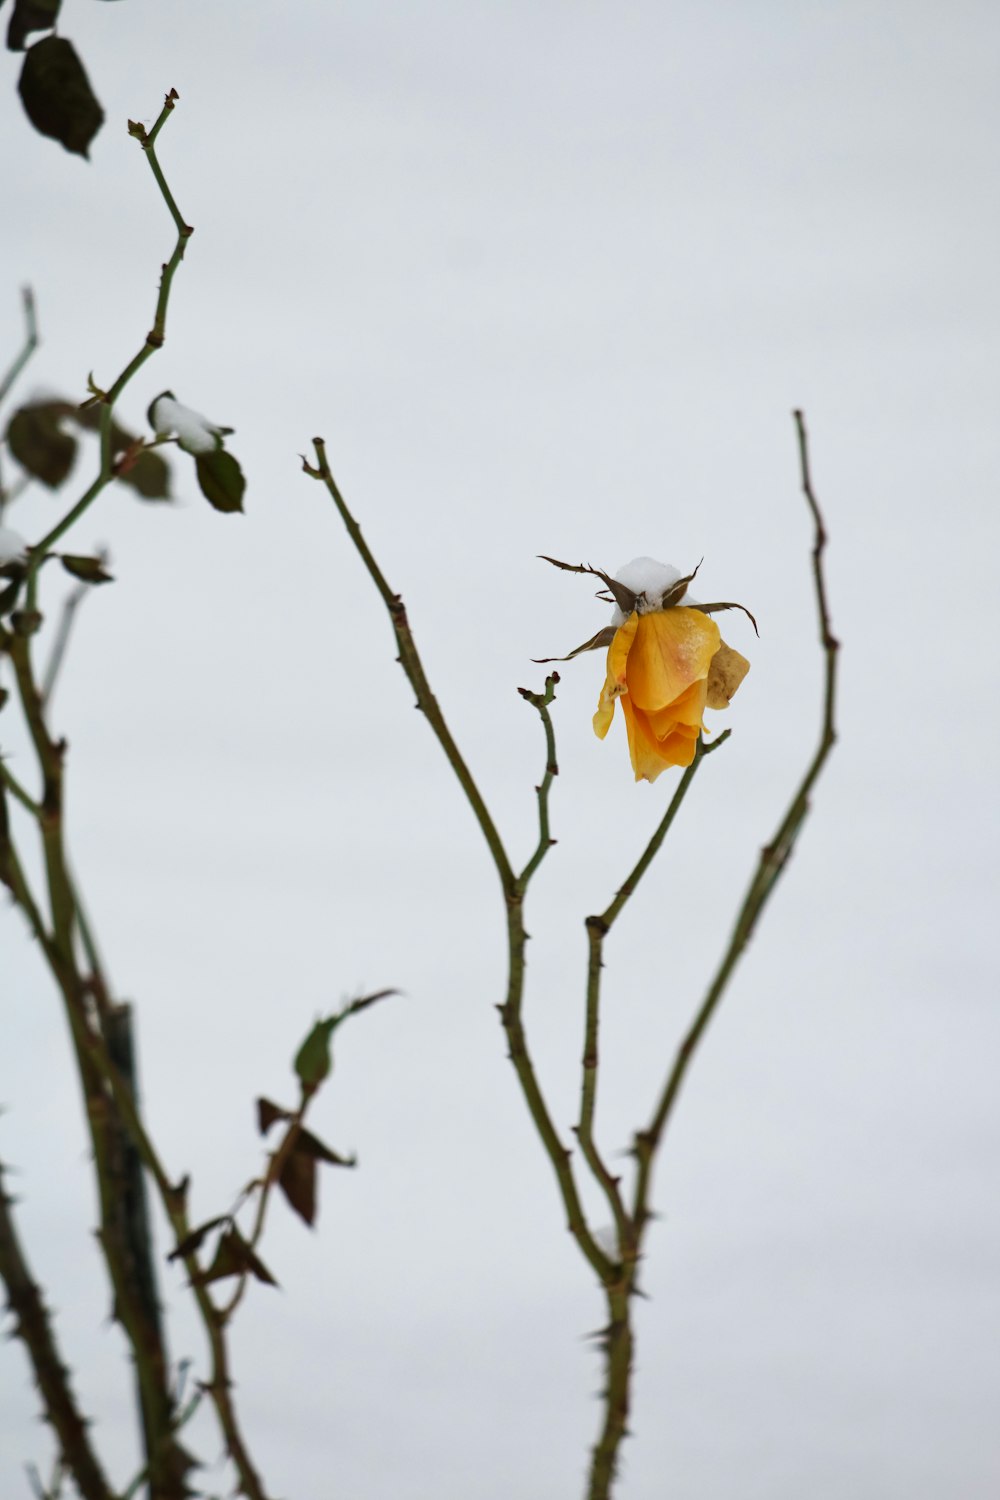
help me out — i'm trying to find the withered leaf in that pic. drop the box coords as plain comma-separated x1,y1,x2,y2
60,554,113,585
194,1227,277,1288
532,625,616,665
257,1096,293,1136
167,1215,230,1263
278,1129,355,1228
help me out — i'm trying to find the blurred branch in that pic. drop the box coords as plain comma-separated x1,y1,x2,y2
27,92,192,605
0,1161,114,1500
0,289,39,521
0,288,38,409
41,573,94,709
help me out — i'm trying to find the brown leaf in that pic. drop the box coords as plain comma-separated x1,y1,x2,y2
278,1146,317,1227
194,1227,277,1288
167,1215,229,1263
257,1097,292,1136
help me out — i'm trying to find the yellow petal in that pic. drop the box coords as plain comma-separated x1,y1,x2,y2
623,699,700,781
626,608,721,712
705,639,750,710
592,612,639,739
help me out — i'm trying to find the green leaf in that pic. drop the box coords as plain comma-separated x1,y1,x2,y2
195,448,245,514
60,554,113,585
18,35,103,157
6,0,59,51
293,1018,337,1090
6,400,76,487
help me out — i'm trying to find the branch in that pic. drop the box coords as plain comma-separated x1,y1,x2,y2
307,441,614,1284
0,287,38,409
26,93,191,602
631,408,839,1232
0,1162,115,1500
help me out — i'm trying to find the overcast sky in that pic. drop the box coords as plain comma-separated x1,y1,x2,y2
2,3,999,1497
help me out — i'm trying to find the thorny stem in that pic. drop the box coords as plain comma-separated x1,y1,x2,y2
0,1163,115,1500
308,440,615,1284
583,412,838,1499
631,410,838,1232
310,420,837,1500
1,640,271,1498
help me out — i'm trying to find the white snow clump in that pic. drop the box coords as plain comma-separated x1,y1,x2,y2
0,525,29,566
148,392,233,455
610,556,694,622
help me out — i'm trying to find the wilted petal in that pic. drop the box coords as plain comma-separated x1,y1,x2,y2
623,699,700,781
705,640,750,709
593,611,638,739
626,608,720,711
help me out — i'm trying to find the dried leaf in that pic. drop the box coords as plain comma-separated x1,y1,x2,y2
278,1146,317,1227
278,1130,355,1228
194,1227,277,1288
257,1097,292,1136
167,1215,229,1263
532,625,617,664
60,554,113,585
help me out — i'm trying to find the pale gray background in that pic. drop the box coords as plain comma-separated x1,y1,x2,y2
2,3,998,1497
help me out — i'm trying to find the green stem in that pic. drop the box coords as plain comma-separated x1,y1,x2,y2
309,439,514,891
0,286,38,409
515,674,559,889
586,1287,633,1500
309,441,613,1283
631,409,838,1234
26,95,191,604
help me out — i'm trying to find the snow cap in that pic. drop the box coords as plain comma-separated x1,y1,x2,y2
610,556,692,623
0,525,29,566
148,391,234,455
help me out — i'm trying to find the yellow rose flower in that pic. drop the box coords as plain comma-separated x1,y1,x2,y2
537,553,753,783
593,606,749,782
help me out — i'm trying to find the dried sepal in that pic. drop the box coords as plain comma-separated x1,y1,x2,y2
694,600,759,636
532,625,617,665
538,555,638,616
